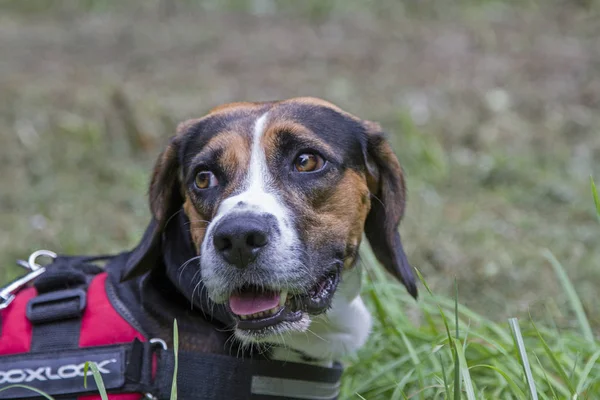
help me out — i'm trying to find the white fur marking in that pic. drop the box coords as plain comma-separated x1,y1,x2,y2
268,268,372,363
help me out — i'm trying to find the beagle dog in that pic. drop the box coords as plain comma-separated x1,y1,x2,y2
120,97,417,364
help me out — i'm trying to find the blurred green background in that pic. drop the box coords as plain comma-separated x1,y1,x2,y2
1,0,599,332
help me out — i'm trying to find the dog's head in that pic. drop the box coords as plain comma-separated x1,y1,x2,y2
123,97,416,341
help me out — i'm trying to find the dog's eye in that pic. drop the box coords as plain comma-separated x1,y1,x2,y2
294,153,325,173
195,171,218,189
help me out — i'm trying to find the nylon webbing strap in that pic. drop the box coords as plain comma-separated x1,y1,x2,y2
0,340,343,400
27,255,102,353
28,289,87,353
25,256,106,400
154,350,343,400
0,341,151,399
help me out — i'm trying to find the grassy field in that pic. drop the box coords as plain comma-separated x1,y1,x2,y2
1,1,600,398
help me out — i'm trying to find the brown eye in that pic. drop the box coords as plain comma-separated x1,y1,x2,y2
294,153,325,172
195,171,218,189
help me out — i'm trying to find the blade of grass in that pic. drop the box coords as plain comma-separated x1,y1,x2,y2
414,268,453,347
413,268,459,400
87,362,109,400
368,288,419,366
390,369,415,400
541,249,594,344
454,279,461,400
0,385,55,399
591,176,600,218
454,339,477,400
509,318,539,400
469,364,527,398
439,353,452,400
352,354,414,393
530,319,576,395
575,349,600,395
533,353,559,400
84,360,89,388
171,318,179,400
569,353,579,382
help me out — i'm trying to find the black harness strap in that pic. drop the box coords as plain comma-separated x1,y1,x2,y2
28,288,86,352
0,341,152,399
155,350,343,400
24,256,109,400
0,340,343,400
27,256,106,352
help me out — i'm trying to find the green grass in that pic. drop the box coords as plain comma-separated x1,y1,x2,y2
592,177,600,220
341,248,599,399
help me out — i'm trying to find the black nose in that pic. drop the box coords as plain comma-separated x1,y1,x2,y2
212,215,270,268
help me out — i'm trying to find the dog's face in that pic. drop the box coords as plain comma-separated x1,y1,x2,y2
125,97,416,342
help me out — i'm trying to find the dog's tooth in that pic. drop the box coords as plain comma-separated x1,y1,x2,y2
279,290,288,307
240,315,247,320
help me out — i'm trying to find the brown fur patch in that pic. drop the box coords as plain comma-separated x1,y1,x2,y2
293,169,371,269
195,131,252,176
183,195,208,252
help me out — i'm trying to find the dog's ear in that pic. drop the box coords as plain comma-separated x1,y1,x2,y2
121,134,184,281
362,121,417,298
148,135,184,226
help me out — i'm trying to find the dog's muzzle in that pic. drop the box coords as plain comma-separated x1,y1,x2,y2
227,266,342,331
203,212,342,334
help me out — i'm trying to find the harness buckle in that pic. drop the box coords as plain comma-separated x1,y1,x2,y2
0,250,56,310
27,288,87,323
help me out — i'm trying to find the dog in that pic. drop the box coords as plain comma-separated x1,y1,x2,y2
118,96,417,365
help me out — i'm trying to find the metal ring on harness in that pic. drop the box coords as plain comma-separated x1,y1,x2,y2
149,338,168,350
28,249,57,270
0,249,57,310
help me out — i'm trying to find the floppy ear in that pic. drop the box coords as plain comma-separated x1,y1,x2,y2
121,134,184,281
362,121,418,298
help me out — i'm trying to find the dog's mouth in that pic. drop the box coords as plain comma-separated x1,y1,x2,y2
227,268,340,331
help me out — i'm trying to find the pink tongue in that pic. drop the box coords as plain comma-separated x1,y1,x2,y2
229,291,280,316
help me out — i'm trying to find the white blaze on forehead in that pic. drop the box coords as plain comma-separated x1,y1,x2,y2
212,112,287,221
247,113,270,195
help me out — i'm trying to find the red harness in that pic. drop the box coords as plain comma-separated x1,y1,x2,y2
0,253,343,400
0,273,144,400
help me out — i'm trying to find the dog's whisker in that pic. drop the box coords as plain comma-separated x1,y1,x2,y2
163,208,184,230
183,218,211,225
178,255,201,274
305,328,328,343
